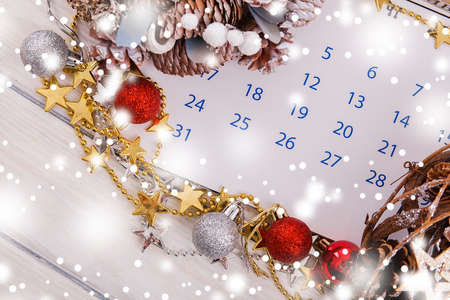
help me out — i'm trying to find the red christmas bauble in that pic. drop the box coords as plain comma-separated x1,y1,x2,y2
259,217,312,264
114,77,161,124
314,240,359,283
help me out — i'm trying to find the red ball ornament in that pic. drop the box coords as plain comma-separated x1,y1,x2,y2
259,217,312,264
114,77,162,124
314,240,359,283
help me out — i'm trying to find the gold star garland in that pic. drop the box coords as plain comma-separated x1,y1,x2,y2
33,16,450,300
374,0,449,49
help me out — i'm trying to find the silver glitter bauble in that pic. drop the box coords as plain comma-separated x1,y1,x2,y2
192,212,238,260
20,30,69,76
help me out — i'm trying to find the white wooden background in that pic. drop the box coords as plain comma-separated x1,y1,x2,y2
0,0,449,300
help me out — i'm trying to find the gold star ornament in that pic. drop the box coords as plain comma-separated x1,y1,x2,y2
215,187,237,211
82,145,110,173
120,137,146,164
133,190,169,227
430,21,450,49
176,184,205,214
146,114,174,133
36,76,73,112
71,61,97,88
66,92,94,126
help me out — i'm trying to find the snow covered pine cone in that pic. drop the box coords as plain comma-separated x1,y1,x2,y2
66,0,325,76
157,0,244,40
354,240,418,300
151,39,236,76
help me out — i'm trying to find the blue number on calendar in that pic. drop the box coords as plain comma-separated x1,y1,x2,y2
348,92,365,109
377,139,397,157
332,121,353,138
185,94,206,112
172,124,192,142
366,170,387,187
245,84,263,101
290,104,309,119
393,110,410,128
320,151,342,167
321,46,334,60
303,73,320,91
200,69,219,80
438,129,450,145
275,132,296,150
230,113,251,130
367,66,378,79
412,84,423,96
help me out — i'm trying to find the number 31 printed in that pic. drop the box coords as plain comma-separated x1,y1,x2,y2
172,124,192,142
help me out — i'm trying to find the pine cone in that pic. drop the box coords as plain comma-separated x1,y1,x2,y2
157,0,244,40
89,28,148,72
283,0,325,28
238,27,292,73
355,240,418,300
151,39,235,76
67,0,112,21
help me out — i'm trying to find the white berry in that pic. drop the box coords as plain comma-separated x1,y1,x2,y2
227,29,244,46
181,13,199,30
202,22,228,48
238,31,262,56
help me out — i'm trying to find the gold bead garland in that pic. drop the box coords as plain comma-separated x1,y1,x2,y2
374,0,449,49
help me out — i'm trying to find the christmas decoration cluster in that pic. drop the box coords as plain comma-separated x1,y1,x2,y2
67,0,324,76
17,0,450,299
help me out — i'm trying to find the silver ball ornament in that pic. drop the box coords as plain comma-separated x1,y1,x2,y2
20,30,69,76
192,212,238,260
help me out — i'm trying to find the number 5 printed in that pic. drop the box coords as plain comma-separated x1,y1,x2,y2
321,46,334,60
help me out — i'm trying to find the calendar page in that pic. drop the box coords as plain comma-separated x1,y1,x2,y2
122,0,450,243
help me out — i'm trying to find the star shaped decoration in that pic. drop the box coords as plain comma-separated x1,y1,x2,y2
120,137,146,164
36,76,73,112
175,184,205,214
241,220,264,249
82,145,110,173
214,187,237,211
298,266,325,294
241,208,278,250
71,61,97,87
133,190,169,227
146,114,174,133
429,21,450,49
134,228,163,253
374,0,390,11
299,266,314,289
66,92,94,126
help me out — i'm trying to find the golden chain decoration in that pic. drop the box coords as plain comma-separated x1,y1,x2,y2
375,0,449,48
29,13,327,300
